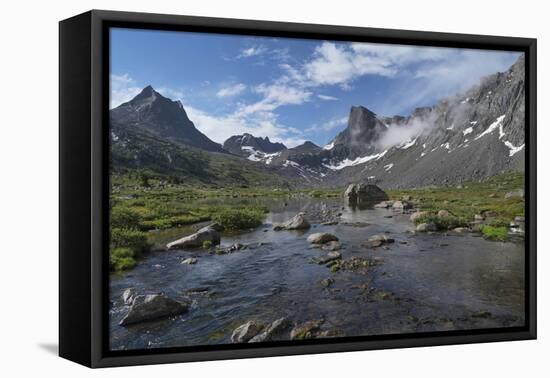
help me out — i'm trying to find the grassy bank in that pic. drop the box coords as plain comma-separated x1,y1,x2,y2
109,171,524,271
387,172,525,240
109,173,340,272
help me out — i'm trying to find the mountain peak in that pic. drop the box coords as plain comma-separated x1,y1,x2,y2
110,86,225,153
223,133,287,156
132,85,162,102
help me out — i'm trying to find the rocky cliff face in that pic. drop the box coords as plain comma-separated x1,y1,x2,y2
110,86,225,153
223,133,286,158
323,54,525,188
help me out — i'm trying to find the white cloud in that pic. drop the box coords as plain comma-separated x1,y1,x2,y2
302,42,398,88
376,115,436,150
375,50,521,115
216,83,246,98
110,74,141,108
185,104,305,148
237,45,268,59
235,83,312,117
317,94,338,101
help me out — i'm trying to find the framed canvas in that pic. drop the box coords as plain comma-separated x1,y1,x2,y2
59,10,537,368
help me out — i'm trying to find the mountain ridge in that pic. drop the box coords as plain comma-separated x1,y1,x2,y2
110,55,525,189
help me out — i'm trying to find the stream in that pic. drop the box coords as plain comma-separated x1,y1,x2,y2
109,197,525,351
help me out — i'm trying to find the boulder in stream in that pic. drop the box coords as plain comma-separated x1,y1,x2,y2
290,319,324,340
410,211,429,222
119,294,189,326
273,213,311,231
307,232,339,244
344,184,388,206
248,318,290,343
122,288,137,305
231,321,263,343
392,200,413,210
416,223,437,232
166,223,221,250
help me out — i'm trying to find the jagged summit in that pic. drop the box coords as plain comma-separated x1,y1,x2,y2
110,86,224,153
223,133,287,157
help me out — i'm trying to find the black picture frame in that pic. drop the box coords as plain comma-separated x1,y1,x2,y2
59,9,537,368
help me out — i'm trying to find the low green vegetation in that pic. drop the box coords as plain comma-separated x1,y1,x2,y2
109,228,150,272
411,213,468,230
211,207,266,230
388,172,525,229
478,225,508,241
108,171,332,272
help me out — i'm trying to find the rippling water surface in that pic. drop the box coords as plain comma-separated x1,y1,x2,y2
109,197,525,351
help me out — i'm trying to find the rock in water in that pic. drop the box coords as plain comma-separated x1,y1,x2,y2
307,232,339,244
368,234,395,243
410,211,429,222
416,223,437,232
273,213,311,231
249,318,290,343
344,184,388,206
374,200,394,208
166,223,221,249
122,288,137,305
231,321,263,343
290,320,324,340
322,241,342,251
181,257,198,265
119,294,189,326
392,200,412,210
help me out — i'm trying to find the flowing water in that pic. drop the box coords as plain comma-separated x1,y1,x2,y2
109,197,525,351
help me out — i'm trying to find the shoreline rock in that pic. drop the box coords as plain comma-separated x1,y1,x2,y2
249,318,290,343
231,321,263,343
344,183,388,206
273,213,311,231
290,320,324,340
166,223,222,250
119,294,189,326
307,232,339,244
416,223,437,232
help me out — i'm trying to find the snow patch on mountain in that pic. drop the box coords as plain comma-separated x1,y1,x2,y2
503,141,525,157
475,115,506,140
323,141,335,150
324,150,388,170
242,146,281,164
400,138,417,149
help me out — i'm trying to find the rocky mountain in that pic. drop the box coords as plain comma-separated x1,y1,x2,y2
110,120,295,187
110,86,224,153
322,54,526,188
223,133,286,159
244,55,525,188
110,55,525,189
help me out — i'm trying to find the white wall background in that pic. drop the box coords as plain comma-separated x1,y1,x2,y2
0,0,546,376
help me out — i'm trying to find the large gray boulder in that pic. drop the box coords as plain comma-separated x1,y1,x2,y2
307,232,339,244
249,318,290,343
290,319,324,340
273,213,311,231
166,223,221,250
122,288,137,305
119,294,189,326
344,184,388,206
231,321,263,343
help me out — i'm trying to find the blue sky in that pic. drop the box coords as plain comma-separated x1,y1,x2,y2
110,28,521,147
